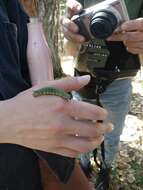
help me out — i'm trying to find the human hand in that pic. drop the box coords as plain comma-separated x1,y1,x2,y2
0,76,113,158
61,0,85,43
108,18,143,54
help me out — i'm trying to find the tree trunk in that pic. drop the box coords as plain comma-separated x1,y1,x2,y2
21,0,64,78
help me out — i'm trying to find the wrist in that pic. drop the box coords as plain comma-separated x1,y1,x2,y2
64,39,80,56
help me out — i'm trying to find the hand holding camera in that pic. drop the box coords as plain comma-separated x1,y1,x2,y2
62,0,129,43
62,0,143,55
72,0,129,41
108,18,143,54
61,0,86,44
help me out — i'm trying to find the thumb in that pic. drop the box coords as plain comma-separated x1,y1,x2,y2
34,76,91,92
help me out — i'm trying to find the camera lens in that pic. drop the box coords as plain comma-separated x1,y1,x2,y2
90,11,118,39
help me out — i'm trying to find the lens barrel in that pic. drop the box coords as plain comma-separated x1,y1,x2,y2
90,10,118,39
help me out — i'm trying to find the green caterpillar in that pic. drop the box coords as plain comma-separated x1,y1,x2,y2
33,87,72,100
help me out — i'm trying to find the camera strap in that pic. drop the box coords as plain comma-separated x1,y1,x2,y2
92,78,108,170
74,69,112,169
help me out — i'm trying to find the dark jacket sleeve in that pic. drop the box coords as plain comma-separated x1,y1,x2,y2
0,0,75,184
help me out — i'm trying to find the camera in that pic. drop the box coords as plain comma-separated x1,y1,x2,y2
72,0,129,41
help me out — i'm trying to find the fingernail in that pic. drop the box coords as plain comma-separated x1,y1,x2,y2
77,75,91,85
76,4,82,11
107,123,114,132
72,4,82,11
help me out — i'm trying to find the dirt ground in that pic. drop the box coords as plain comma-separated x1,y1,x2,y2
61,56,143,190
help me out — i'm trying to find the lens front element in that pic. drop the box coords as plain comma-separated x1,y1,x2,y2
90,11,118,39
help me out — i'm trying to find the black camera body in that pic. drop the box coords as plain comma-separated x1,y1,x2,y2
72,0,129,41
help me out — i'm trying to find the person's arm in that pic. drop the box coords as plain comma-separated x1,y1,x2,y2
21,0,54,85
27,18,54,85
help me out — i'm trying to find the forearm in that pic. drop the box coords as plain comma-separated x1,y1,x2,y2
27,19,54,85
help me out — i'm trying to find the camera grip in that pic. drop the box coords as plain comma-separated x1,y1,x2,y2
73,18,91,41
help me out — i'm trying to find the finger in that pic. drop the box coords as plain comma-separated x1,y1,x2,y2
62,17,79,33
107,32,124,41
34,144,78,158
121,18,143,32
52,147,79,158
34,76,91,93
40,115,113,138
59,135,104,154
122,32,143,42
66,99,108,121
63,25,85,43
124,41,143,49
31,138,79,158
64,118,113,137
126,47,141,54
